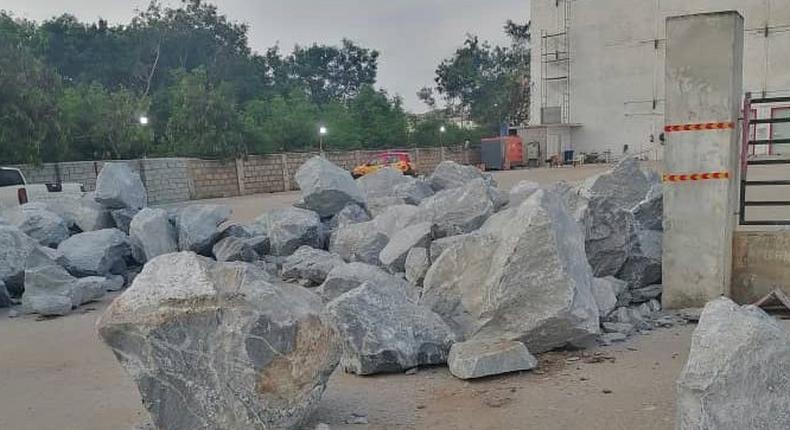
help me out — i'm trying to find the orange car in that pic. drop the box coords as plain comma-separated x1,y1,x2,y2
352,152,416,178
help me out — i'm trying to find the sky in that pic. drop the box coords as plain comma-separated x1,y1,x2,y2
1,0,530,112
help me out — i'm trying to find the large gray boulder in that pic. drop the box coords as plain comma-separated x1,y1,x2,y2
315,262,409,303
429,161,486,191
575,157,652,211
416,178,494,237
97,252,341,430
372,204,421,238
252,207,323,256
405,247,430,287
591,277,619,318
0,224,41,295
22,263,106,316
281,246,345,285
129,208,177,263
326,203,370,231
94,162,147,210
176,204,231,255
378,222,435,272
677,297,790,430
617,228,662,289
583,197,634,278
429,234,469,261
422,189,600,353
393,179,434,205
295,156,366,218
448,339,537,380
357,167,412,200
632,183,663,231
212,236,258,263
111,208,138,234
329,221,389,266
508,180,541,208
57,228,132,276
326,282,456,375
2,203,69,247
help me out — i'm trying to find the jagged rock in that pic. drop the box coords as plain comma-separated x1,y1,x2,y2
326,203,370,232
487,187,510,212
584,197,634,277
315,262,409,303
602,322,635,335
647,298,662,313
105,275,126,292
508,181,541,207
405,247,430,287
632,184,663,231
57,228,132,276
372,204,421,238
429,161,486,191
244,235,271,256
393,179,434,205
617,228,662,289
677,297,790,430
94,162,147,210
129,208,177,263
0,281,12,308
22,263,105,316
0,225,43,295
176,204,231,255
366,197,408,218
97,252,341,430
218,224,253,240
448,339,537,380
329,221,389,266
422,190,600,353
592,277,619,317
429,235,468,261
379,222,435,272
295,156,366,218
111,208,139,234
357,167,412,199
2,203,69,247
35,194,114,232
630,284,663,304
252,207,323,256
326,282,455,375
212,236,258,263
281,246,345,285
576,157,652,211
416,179,494,237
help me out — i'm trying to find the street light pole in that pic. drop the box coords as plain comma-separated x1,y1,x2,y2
439,125,446,148
319,125,328,155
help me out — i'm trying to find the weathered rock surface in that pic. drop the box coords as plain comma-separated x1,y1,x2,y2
357,167,412,199
393,179,434,205
429,161,486,191
315,262,409,303
253,207,323,256
295,156,366,218
129,208,177,263
111,208,138,234
405,247,430,287
212,236,258,263
416,179,494,237
57,228,132,276
282,246,345,285
422,190,600,353
176,204,231,255
584,197,634,277
365,197,408,218
326,282,455,375
429,235,468,261
617,228,662,289
0,225,44,295
326,203,370,231
97,252,341,430
632,184,663,231
508,180,541,207
0,280,12,308
448,339,537,380
591,277,619,318
3,203,69,247
372,204,421,238
22,263,105,316
94,162,147,209
630,284,663,304
379,222,434,272
576,157,652,211
244,235,271,256
329,221,389,266
677,297,790,430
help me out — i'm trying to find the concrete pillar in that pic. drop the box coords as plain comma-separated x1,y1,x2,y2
662,11,743,309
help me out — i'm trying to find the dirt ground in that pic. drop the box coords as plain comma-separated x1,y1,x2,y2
0,164,705,430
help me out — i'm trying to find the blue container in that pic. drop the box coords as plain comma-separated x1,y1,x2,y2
563,150,575,164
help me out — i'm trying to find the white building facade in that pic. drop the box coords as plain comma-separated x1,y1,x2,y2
527,0,790,161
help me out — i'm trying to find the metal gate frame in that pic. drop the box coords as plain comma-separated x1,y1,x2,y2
739,92,790,226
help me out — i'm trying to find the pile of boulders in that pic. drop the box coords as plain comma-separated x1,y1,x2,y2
3,156,672,429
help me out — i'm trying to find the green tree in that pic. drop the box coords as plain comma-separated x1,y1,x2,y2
432,20,531,131
347,86,408,149
241,90,318,153
164,67,243,158
57,83,152,160
0,13,62,164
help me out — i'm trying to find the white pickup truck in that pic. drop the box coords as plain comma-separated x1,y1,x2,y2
0,167,84,210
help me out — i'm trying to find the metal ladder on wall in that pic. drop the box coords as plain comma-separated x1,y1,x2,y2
540,0,571,123
739,93,790,226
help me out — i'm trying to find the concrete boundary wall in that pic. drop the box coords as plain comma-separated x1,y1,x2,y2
11,146,480,205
